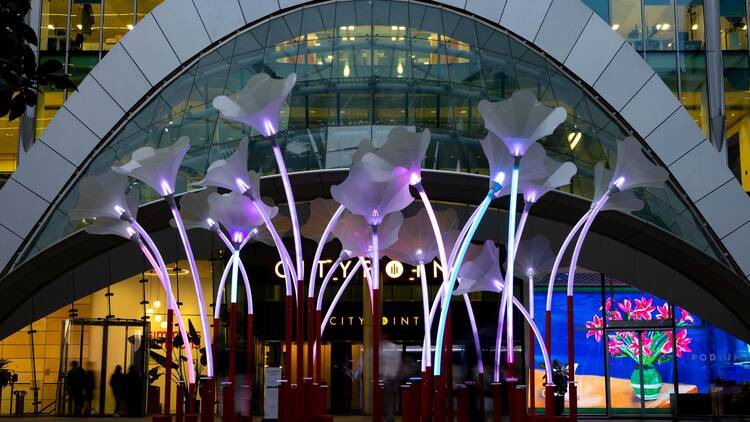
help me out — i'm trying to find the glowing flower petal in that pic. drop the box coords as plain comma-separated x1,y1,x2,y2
520,148,577,204
385,207,458,266
254,210,290,247
454,240,504,295
612,137,669,192
330,156,413,225
208,192,272,243
478,90,567,157
81,190,140,239
514,235,554,281
332,211,403,257
111,137,190,196
592,162,645,213
69,171,138,220
301,197,341,244
371,127,431,183
173,188,216,231
198,138,255,194
213,72,297,137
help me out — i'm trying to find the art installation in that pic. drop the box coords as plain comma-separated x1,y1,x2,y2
67,71,668,422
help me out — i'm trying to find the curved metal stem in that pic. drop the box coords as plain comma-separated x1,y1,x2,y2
238,255,253,315
135,236,195,385
319,260,364,338
270,141,303,278
167,197,214,377
418,262,432,371
503,161,520,365
544,210,591,312
315,257,344,311
214,254,234,320
434,191,494,376
566,194,610,296
308,205,346,298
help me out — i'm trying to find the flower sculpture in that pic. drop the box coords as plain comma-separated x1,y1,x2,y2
111,136,190,196
208,192,267,245
68,172,196,404
587,297,693,400
477,90,566,158
172,188,215,231
111,136,214,378
369,127,431,185
212,73,296,138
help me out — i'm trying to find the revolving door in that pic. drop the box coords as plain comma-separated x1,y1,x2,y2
55,318,149,416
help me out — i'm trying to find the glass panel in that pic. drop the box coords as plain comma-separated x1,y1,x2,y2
680,51,710,137
582,0,610,22
646,52,679,95
39,0,69,55
723,52,750,190
612,0,644,50
720,0,748,50
645,0,676,50
0,119,19,180
136,0,160,22
35,88,65,139
71,0,101,52
676,0,705,50
102,0,134,51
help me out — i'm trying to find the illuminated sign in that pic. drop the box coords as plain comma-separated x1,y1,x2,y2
273,258,445,282
327,315,420,327
385,260,403,278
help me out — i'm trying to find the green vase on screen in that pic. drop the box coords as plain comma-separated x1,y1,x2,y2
630,365,662,401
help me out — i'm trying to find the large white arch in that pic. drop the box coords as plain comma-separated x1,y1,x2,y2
1,0,749,285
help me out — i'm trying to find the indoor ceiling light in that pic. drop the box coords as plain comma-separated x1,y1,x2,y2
612,24,620,31
691,24,698,30
153,299,161,309
348,25,354,30
126,24,134,30
76,24,82,30
567,132,582,150
397,62,403,75
47,24,54,30
343,63,350,77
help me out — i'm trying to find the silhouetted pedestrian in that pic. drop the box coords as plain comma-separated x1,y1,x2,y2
66,361,85,415
84,368,95,415
110,365,125,416
125,365,142,416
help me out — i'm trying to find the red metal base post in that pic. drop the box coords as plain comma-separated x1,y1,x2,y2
506,378,517,421
544,383,555,420
457,384,470,422
401,384,412,422
176,383,185,422
433,374,444,422
200,377,214,422
478,372,486,421
372,288,382,422
567,295,577,422
491,382,502,422
165,309,174,417
221,381,234,422
420,369,431,421
246,314,254,418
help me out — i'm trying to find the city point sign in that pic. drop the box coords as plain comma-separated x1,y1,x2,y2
273,258,445,282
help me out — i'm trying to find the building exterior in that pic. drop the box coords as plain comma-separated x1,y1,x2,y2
0,0,748,418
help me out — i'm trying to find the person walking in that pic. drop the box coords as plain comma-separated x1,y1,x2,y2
66,361,85,416
83,368,95,415
110,365,125,416
125,365,143,416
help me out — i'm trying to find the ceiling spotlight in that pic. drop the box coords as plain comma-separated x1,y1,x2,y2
612,24,620,31
47,24,54,30
691,24,698,30
153,299,161,309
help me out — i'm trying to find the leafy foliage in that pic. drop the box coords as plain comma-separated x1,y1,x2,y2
0,359,13,389
150,318,206,385
0,0,76,121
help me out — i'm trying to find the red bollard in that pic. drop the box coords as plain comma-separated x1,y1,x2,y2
221,381,234,422
401,384,411,422
176,382,185,422
420,369,431,421
544,383,555,420
456,385,470,422
200,377,214,422
491,382,502,422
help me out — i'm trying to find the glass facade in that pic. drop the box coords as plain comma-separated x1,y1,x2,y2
16,1,726,270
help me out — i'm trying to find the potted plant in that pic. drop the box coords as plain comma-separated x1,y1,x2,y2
150,319,207,413
586,297,694,400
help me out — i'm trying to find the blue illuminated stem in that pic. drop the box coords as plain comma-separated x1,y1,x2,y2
167,198,214,377
544,210,591,312
135,234,195,385
433,191,494,376
418,262,432,371
308,205,345,298
271,142,303,278
504,161,520,365
315,257,344,311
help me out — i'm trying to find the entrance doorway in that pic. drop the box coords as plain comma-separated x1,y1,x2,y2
55,318,149,416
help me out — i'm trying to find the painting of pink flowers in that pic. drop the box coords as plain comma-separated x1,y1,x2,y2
586,297,693,365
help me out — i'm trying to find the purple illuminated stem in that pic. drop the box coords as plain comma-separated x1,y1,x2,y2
308,205,346,298
418,262,432,371
318,259,364,339
238,256,253,315
528,275,534,320
503,161,520,365
214,253,254,318
315,257,344,311
167,197,214,377
244,193,297,295
270,141,303,278
135,235,195,385
566,193,610,296
544,210,591,312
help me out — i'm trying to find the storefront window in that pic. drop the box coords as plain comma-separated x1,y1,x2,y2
680,52,710,137
0,119,19,183
720,0,748,50
645,0,677,50
612,0,644,50
723,52,750,190
677,0,705,50
102,0,135,52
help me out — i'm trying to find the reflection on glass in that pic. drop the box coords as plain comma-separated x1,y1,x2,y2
647,52,679,95
102,0,134,51
676,0,705,50
645,0,676,50
612,0,644,49
723,52,750,190
40,0,68,54
0,119,19,178
720,0,748,50
680,52,710,137
70,0,101,52
18,1,726,269
35,88,65,140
